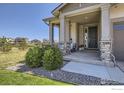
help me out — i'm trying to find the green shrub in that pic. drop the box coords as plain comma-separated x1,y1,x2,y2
25,47,44,68
42,44,51,50
43,47,63,70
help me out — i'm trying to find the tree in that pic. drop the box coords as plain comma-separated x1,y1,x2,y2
0,36,12,52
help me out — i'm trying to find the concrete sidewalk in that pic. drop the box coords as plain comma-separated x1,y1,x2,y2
61,62,124,83
117,61,124,72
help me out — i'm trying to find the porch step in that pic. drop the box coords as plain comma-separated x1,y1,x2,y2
64,58,71,62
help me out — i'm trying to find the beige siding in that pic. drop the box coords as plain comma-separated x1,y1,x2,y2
61,3,97,13
110,4,124,19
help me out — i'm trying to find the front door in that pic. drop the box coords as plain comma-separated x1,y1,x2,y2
88,26,97,49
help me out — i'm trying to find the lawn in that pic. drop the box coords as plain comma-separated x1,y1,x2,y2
0,47,70,85
0,70,69,85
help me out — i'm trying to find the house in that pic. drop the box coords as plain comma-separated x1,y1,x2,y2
42,39,49,43
43,3,124,65
30,39,41,45
31,39,41,45
15,37,28,44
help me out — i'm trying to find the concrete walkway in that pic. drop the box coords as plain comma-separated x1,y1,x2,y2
117,61,124,72
62,62,124,83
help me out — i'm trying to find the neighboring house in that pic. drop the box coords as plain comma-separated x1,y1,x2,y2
31,39,41,45
42,39,49,43
43,3,124,64
15,37,28,44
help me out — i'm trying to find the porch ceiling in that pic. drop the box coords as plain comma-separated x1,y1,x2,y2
67,11,100,24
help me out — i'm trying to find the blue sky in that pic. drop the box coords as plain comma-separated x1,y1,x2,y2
0,3,59,41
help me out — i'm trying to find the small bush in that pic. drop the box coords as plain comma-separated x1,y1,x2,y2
25,47,44,68
43,47,63,70
42,44,51,50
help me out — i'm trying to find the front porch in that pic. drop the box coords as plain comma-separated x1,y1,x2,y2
44,4,113,66
64,50,104,65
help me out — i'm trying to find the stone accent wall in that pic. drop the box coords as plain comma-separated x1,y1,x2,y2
100,41,113,65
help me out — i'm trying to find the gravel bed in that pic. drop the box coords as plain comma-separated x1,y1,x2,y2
6,62,123,85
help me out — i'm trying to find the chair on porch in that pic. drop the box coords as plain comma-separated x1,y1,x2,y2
58,42,79,55
58,42,71,55
58,42,66,55
65,42,71,54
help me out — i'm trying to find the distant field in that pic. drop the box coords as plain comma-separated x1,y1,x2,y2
0,47,28,69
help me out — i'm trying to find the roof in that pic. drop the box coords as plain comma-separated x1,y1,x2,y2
51,3,67,15
42,3,67,25
42,16,59,25
43,17,56,21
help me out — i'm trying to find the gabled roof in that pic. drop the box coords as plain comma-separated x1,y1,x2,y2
42,4,67,25
51,3,67,15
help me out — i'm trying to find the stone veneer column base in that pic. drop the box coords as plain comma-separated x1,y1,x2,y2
100,41,114,67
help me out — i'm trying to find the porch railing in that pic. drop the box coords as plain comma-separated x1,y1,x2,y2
110,53,117,67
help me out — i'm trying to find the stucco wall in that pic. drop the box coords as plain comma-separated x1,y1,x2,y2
110,4,124,19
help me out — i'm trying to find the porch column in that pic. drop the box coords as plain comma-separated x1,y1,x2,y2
100,4,113,66
58,24,60,42
49,23,54,45
59,15,65,43
65,19,70,43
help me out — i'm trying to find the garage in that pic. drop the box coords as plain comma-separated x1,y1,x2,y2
113,22,124,61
